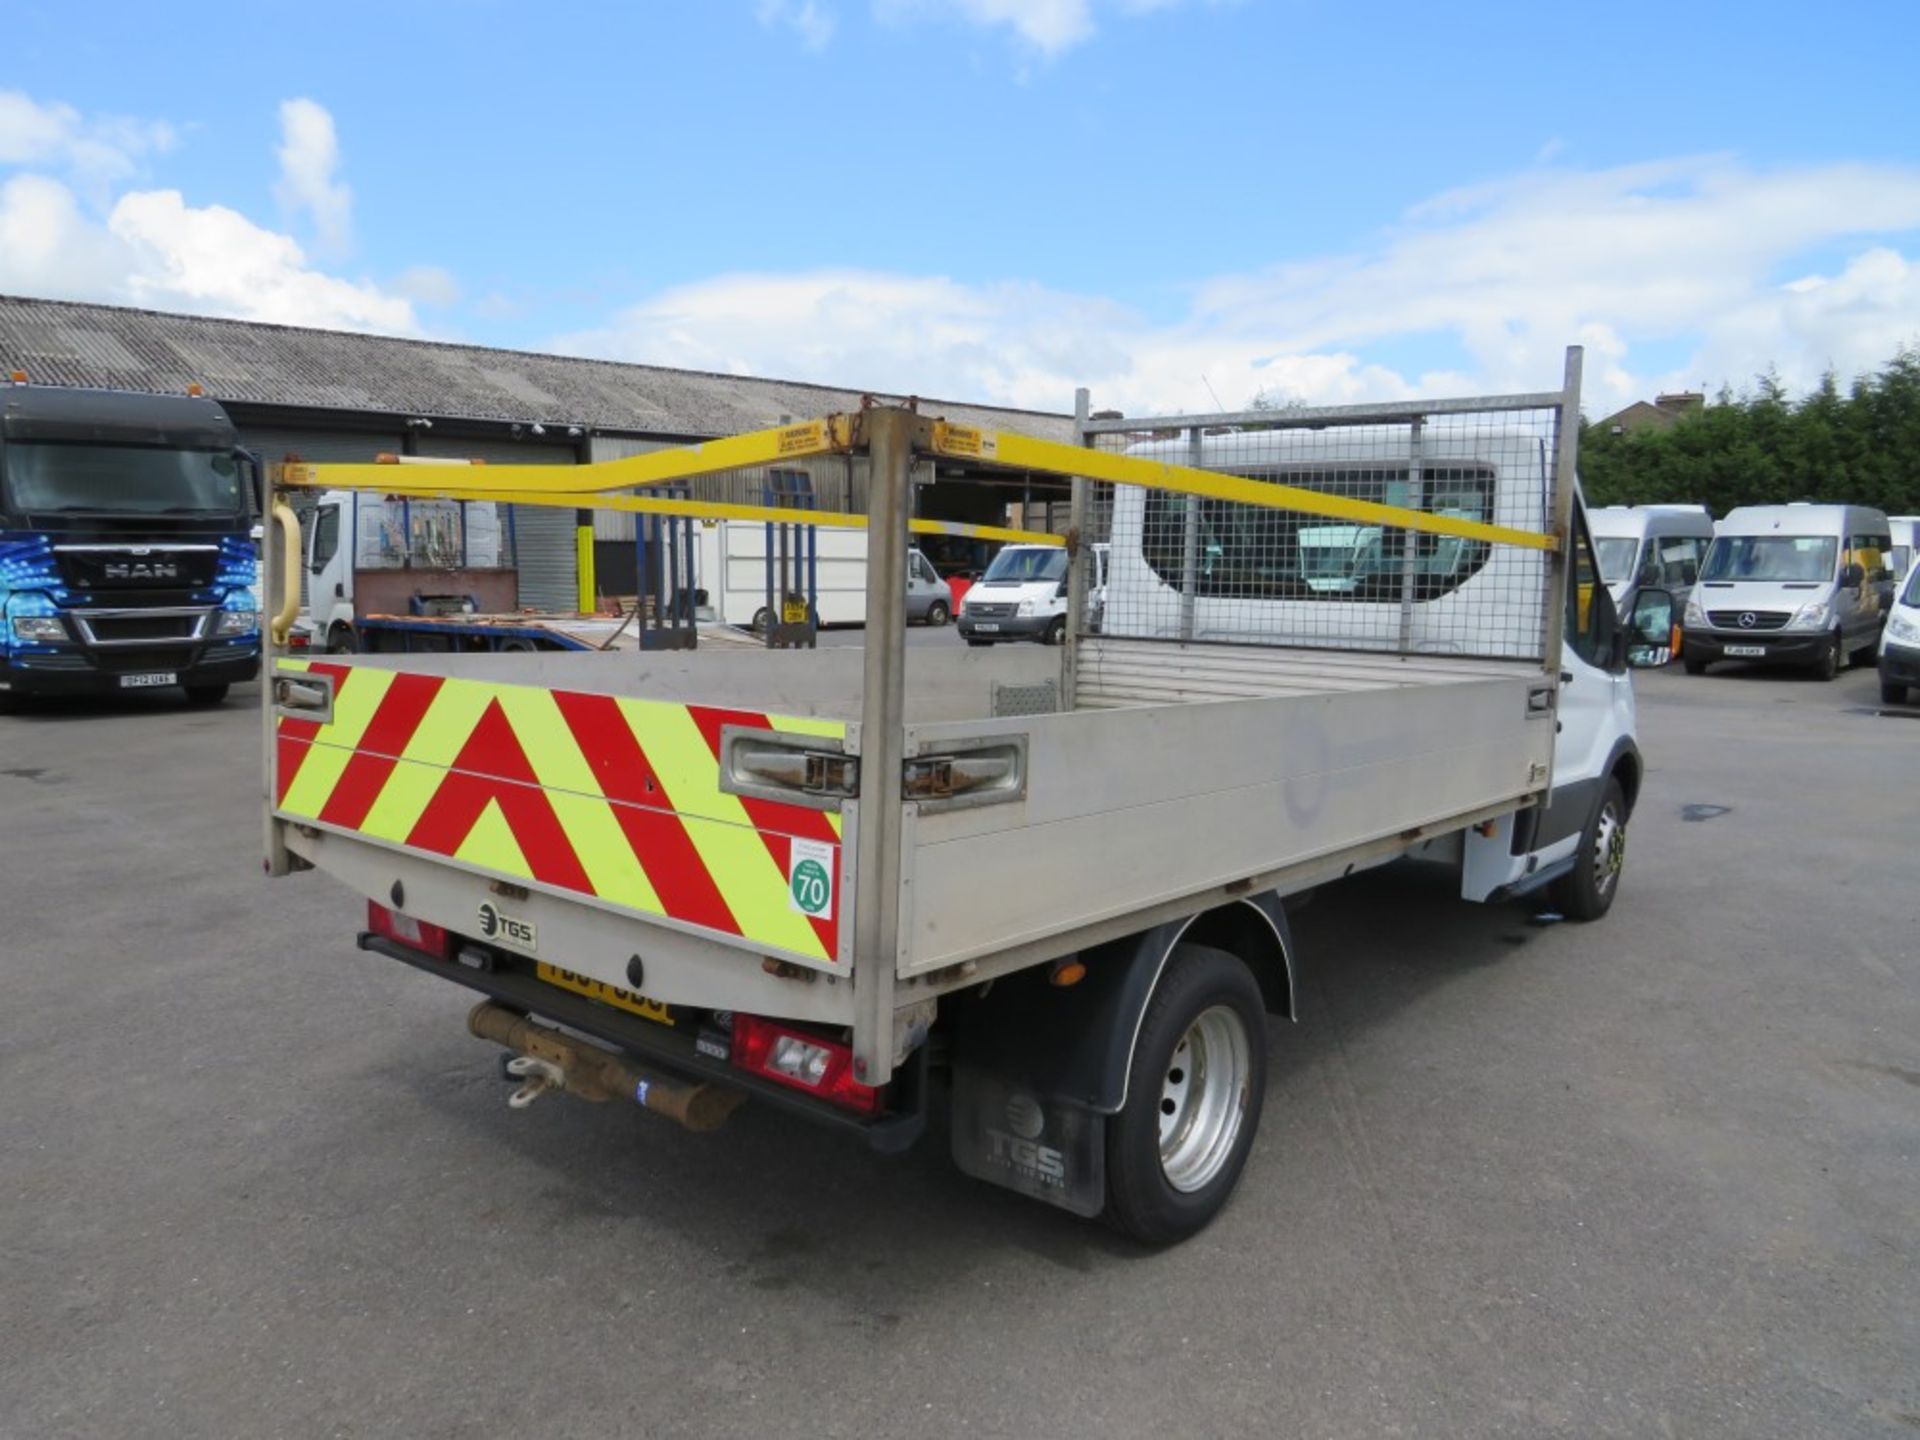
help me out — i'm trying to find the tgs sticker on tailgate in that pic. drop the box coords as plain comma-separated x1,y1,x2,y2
789,838,835,919
477,900,537,952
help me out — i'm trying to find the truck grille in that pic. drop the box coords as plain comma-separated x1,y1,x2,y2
82,613,202,642
92,647,196,673
967,602,1019,619
54,547,219,590
1707,610,1789,631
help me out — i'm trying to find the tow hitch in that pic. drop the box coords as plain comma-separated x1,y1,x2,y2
467,1001,746,1133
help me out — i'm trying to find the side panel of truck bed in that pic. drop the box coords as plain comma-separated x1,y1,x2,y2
272,659,849,968
902,669,1553,972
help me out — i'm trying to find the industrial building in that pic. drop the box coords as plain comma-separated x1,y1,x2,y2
0,295,1075,611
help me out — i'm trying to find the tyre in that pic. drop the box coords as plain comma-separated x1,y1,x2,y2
1814,630,1841,681
1548,776,1628,922
1883,678,1909,706
1104,943,1267,1246
750,607,772,635
325,623,358,655
1043,616,1066,646
925,600,950,627
1682,651,1708,676
965,637,994,648
183,683,230,706
1847,636,1875,669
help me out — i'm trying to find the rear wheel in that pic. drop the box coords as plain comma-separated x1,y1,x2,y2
1104,943,1267,1245
183,684,229,706
1883,678,1910,706
1549,776,1628,921
325,623,358,655
925,600,950,627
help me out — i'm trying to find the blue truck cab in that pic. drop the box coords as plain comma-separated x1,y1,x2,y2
0,381,260,708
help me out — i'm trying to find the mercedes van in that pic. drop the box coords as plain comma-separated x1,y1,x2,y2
1681,503,1893,678
1589,504,1713,615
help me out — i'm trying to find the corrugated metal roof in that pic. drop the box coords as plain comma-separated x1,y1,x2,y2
0,294,1076,442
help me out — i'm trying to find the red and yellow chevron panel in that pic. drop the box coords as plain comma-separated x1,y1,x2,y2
274,661,846,965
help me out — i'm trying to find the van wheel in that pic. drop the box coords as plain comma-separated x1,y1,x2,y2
1814,631,1841,681
1883,678,1910,706
1847,638,1874,669
925,600,950,627
1043,617,1066,646
1104,943,1267,1246
965,638,993,648
1682,650,1708,676
1549,776,1627,921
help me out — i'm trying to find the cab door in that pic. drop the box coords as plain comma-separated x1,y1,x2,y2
1545,503,1634,847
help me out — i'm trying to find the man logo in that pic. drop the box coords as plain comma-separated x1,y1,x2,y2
477,901,537,950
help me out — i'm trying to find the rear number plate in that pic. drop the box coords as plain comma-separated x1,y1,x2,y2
1723,644,1766,657
535,962,674,1027
118,672,177,688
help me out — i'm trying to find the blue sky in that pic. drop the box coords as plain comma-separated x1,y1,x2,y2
3,0,1917,416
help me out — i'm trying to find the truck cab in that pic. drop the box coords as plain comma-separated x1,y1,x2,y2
0,381,259,708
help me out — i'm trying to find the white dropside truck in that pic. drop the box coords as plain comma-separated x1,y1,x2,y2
260,352,1655,1243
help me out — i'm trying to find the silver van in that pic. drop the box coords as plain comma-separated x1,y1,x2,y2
1589,504,1714,617
1681,503,1894,679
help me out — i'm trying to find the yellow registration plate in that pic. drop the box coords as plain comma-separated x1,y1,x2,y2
535,963,674,1027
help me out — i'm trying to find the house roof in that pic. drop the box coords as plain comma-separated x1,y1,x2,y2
0,294,1076,442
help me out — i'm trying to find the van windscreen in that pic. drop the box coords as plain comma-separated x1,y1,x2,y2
1594,537,1638,583
1701,535,1835,583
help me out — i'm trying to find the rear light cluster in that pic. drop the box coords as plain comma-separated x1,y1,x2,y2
730,1015,881,1115
367,900,450,960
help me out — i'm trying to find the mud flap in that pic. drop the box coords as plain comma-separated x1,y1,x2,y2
950,1065,1106,1217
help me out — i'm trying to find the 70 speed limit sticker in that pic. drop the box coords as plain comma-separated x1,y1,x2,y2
789,838,836,918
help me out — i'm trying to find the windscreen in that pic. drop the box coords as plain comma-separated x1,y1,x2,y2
1593,537,1638,584
1700,535,1836,583
3,442,247,518
982,547,1067,583
1905,564,1920,607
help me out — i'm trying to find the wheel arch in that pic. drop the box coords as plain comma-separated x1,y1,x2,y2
946,895,1292,1118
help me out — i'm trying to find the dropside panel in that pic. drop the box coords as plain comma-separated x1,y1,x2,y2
273,659,846,966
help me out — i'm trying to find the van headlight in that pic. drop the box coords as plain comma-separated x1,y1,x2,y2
1017,599,1036,616
1683,594,1705,627
1890,613,1920,644
1788,599,1831,631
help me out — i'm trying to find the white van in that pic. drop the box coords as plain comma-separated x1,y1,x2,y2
1681,503,1894,679
1878,550,1920,705
958,542,1070,645
1589,504,1713,615
1887,516,1918,584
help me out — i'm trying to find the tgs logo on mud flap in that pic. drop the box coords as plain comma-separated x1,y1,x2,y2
477,901,537,952
985,1091,1066,1187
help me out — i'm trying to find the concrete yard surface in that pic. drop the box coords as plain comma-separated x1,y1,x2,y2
0,663,1915,1438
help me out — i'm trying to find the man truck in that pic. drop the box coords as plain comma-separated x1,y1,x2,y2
0,377,259,710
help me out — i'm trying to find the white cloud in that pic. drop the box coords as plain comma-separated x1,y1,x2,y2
873,0,1222,56
0,92,422,335
556,157,1920,417
394,264,462,306
756,0,837,50
274,98,352,254
0,90,174,197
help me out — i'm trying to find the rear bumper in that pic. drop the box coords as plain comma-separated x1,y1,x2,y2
1,645,260,696
1682,629,1828,666
357,932,929,1152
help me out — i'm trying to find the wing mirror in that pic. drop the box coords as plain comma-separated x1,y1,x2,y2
1841,562,1866,589
1626,587,1677,668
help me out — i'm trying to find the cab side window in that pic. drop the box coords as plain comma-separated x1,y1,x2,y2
310,504,341,572
1566,514,1621,671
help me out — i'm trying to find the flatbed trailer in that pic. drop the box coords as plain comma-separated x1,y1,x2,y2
260,350,1655,1242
